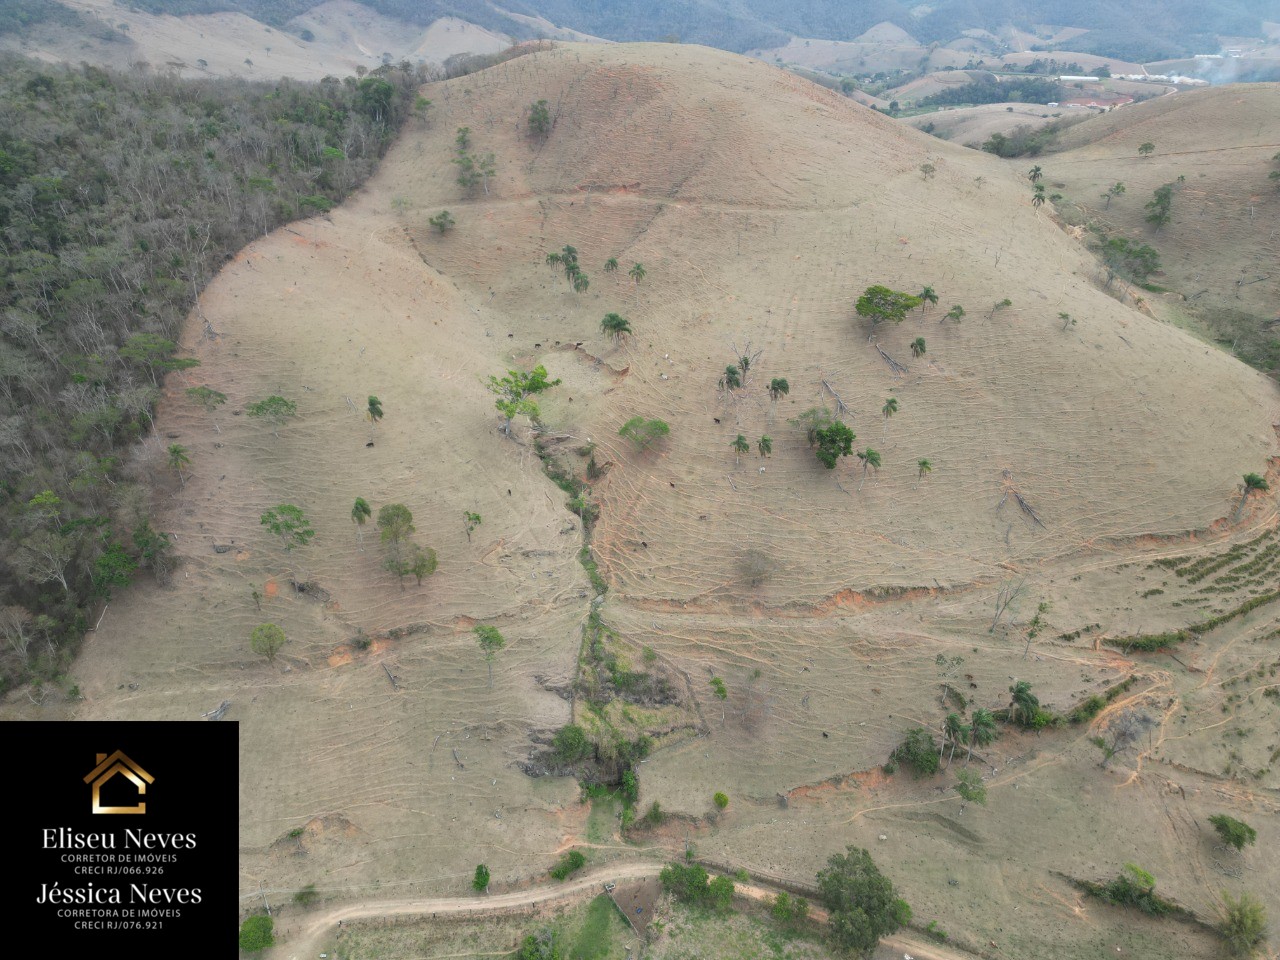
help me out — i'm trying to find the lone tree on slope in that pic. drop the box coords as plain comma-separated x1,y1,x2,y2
486,366,561,434
1236,473,1270,517
475,624,506,687
855,285,922,337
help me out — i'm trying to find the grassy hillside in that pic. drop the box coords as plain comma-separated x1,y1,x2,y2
1039,83,1280,373
21,42,1277,960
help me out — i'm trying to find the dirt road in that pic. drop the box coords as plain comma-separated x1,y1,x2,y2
276,861,976,960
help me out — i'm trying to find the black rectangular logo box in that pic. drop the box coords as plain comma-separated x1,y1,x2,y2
14,721,238,953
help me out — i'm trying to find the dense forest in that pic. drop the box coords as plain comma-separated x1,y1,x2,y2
0,54,427,692
918,75,1062,107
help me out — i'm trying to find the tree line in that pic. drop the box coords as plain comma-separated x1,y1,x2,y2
0,53,426,691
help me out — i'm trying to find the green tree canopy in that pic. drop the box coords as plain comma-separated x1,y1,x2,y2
817,847,911,957
475,624,506,686
619,416,669,449
1209,814,1257,852
250,623,286,663
487,365,561,432
855,286,922,328
238,914,274,952
814,422,855,469
246,395,297,438
260,504,314,552
377,503,414,545
528,99,552,138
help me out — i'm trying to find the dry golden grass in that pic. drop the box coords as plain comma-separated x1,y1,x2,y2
14,43,1279,960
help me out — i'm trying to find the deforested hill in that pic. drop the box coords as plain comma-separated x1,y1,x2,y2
389,42,1279,604
45,43,1279,958
1037,83,1280,374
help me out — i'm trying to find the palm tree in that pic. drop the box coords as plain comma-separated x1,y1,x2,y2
600,313,631,343
1059,312,1075,331
367,395,383,442
967,708,997,762
731,434,749,464
910,337,926,358
603,257,619,273
881,397,898,439
768,377,789,404
758,435,772,457
1031,183,1046,208
1028,165,1043,183
721,365,741,390
1103,182,1125,209
545,252,562,268
1009,680,1040,728
572,273,590,294
351,497,372,550
628,262,646,284
167,443,190,487
856,447,881,490
916,458,932,488
943,305,965,324
1236,473,1270,517
917,286,938,312
942,713,969,767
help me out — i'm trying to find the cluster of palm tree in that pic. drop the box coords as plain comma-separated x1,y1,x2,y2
940,708,998,766
546,246,644,293
546,244,589,293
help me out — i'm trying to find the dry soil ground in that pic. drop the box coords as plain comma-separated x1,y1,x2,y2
7,42,1280,960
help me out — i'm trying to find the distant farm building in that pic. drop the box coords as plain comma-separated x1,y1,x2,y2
1059,75,1101,81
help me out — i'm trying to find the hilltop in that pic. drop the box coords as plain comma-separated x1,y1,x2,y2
16,42,1279,960
1040,83,1280,372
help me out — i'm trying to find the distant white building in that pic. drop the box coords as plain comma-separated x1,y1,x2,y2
1059,75,1100,82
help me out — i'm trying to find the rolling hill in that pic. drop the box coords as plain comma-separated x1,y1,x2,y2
14,42,1279,960
1040,83,1280,372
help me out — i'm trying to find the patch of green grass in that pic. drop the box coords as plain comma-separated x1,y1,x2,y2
569,895,622,960
585,794,618,845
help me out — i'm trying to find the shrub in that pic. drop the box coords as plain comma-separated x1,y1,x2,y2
1209,814,1257,852
550,850,587,880
660,863,710,902
516,929,561,960
293,883,318,905
772,891,810,928
1219,891,1268,957
644,801,664,826
1098,864,1171,916
660,863,734,913
428,210,455,233
713,792,729,810
238,914,274,952
618,416,669,449
890,728,940,778
551,724,592,764
707,875,735,913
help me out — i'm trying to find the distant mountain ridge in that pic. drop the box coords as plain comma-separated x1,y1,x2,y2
20,0,1278,61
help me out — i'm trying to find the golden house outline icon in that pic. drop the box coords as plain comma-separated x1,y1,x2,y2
82,750,154,815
